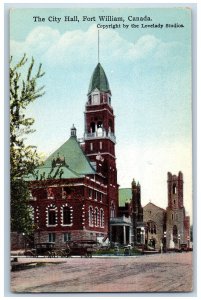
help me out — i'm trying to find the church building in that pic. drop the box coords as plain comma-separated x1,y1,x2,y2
119,171,190,250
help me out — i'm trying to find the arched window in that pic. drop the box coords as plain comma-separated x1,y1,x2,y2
94,208,98,226
173,225,178,237
48,209,56,225
173,184,177,194
100,209,104,227
147,221,157,234
46,204,58,227
63,207,71,225
89,206,93,226
90,122,95,133
61,204,73,226
108,119,113,132
97,121,103,137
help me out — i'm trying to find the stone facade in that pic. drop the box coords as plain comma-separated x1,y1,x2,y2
118,171,190,250
166,172,190,248
143,202,166,249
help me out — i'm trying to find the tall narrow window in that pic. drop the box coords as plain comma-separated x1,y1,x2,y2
94,208,98,226
48,209,56,225
90,143,93,151
63,207,71,225
173,184,177,194
89,206,93,226
95,191,98,201
100,141,102,150
100,209,104,227
89,189,93,199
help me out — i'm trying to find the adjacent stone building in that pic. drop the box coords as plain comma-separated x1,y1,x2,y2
119,171,190,250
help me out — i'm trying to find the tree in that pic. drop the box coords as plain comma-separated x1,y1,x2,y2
10,54,45,234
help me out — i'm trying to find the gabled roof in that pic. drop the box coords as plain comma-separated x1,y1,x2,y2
119,188,132,207
88,63,111,94
143,202,165,212
25,136,96,181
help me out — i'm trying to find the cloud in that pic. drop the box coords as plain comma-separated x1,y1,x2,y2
10,24,186,69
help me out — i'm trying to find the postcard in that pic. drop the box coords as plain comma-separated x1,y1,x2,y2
10,6,193,293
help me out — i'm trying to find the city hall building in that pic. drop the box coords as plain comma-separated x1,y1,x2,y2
22,62,190,250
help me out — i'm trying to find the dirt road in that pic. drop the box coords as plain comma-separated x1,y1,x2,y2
10,252,193,293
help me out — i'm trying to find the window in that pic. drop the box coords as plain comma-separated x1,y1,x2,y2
100,193,103,202
94,208,98,226
100,141,102,150
100,209,104,227
147,221,156,234
92,94,99,105
110,203,115,218
173,225,178,237
48,209,56,225
89,189,93,199
48,233,55,243
47,187,54,199
64,233,71,243
95,191,98,201
173,184,177,194
63,207,71,225
90,143,93,151
89,206,93,226
90,122,95,133
46,204,58,227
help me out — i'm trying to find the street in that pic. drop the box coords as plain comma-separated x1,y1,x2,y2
10,252,193,293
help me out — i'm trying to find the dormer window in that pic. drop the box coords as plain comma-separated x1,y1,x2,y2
92,93,100,105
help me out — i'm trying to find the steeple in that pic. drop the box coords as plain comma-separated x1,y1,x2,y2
88,63,111,95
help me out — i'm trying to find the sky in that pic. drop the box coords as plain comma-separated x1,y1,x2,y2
10,7,192,221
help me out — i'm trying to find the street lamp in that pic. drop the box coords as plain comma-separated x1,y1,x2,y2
163,231,167,253
178,233,181,249
187,236,190,248
22,232,26,253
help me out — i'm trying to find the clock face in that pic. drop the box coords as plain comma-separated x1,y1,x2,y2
93,94,99,104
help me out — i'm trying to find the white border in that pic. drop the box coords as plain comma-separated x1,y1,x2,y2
2,1,198,299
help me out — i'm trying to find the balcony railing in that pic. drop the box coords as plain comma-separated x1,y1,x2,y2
110,216,132,225
84,131,116,143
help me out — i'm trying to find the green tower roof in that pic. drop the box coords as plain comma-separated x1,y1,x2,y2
25,135,96,181
88,63,111,94
118,188,132,207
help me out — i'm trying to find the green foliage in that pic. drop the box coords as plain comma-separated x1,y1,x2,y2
10,54,45,234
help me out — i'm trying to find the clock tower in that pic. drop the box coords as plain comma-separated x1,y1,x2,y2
84,63,118,219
